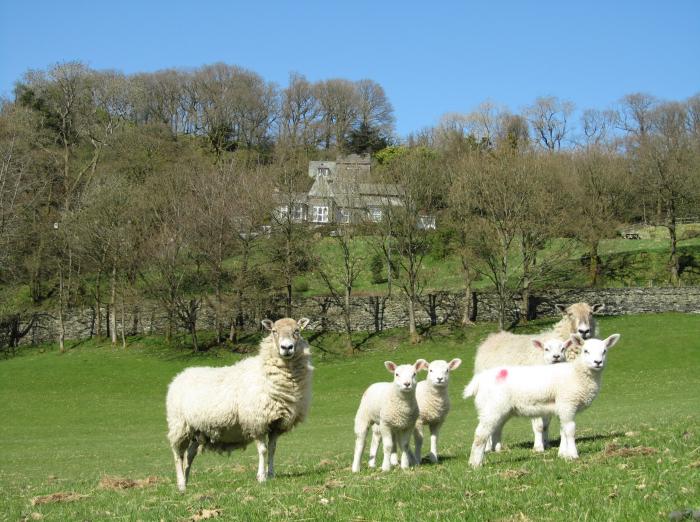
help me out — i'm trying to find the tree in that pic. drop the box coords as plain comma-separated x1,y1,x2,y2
525,96,574,151
378,147,443,343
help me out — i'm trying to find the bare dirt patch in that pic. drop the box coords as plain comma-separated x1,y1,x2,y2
603,443,657,457
31,492,89,505
98,475,160,490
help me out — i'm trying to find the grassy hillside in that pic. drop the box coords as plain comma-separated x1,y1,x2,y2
1,313,698,521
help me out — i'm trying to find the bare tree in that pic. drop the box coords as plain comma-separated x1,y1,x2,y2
525,96,574,151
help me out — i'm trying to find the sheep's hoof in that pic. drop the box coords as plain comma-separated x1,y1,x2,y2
257,473,267,482
533,445,545,453
428,453,438,464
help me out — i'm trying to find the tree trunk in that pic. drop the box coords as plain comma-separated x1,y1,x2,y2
462,283,474,326
110,262,117,346
120,279,126,349
95,266,102,337
344,285,353,354
408,297,420,344
589,239,601,287
58,264,66,353
668,217,680,286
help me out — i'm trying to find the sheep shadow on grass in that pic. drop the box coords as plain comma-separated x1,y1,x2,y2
510,431,625,451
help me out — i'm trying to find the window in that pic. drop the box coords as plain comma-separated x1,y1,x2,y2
276,205,289,219
292,205,305,221
338,208,351,224
317,167,330,177
418,215,436,230
312,206,329,223
369,207,383,222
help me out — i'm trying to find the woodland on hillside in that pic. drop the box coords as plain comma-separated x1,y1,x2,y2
1,61,698,350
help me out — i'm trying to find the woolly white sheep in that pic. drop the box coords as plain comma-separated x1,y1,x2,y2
166,317,313,491
463,333,621,467
472,302,604,451
352,360,427,473
413,358,462,464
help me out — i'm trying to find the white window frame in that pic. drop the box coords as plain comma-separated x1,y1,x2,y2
418,215,436,230
312,205,329,223
369,207,383,222
317,167,330,177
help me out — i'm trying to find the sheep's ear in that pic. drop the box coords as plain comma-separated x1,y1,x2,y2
562,338,574,351
448,358,462,370
414,359,429,371
384,361,397,373
532,339,545,351
297,317,310,330
604,334,620,349
261,319,274,331
570,334,584,347
592,303,605,314
555,303,568,315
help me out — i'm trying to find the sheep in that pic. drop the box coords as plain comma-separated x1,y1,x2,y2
412,358,462,464
352,359,427,473
463,333,621,467
166,317,313,491
472,301,604,451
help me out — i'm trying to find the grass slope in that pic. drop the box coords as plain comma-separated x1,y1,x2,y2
1,313,698,521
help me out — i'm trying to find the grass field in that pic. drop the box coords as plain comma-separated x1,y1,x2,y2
1,313,699,521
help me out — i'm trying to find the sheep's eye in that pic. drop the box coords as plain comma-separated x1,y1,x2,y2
603,349,607,355
395,373,398,377
413,373,416,378
584,349,589,354
429,369,433,373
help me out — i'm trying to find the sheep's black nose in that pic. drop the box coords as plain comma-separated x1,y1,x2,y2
553,355,560,360
594,360,603,366
578,328,590,338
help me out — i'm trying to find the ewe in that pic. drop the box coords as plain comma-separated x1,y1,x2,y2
413,358,462,464
352,360,427,473
472,301,604,451
463,333,621,467
166,317,313,491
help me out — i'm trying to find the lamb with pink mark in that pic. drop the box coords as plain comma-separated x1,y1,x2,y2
463,333,621,467
352,359,427,473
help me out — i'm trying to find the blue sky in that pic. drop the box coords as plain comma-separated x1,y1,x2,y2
1,0,698,137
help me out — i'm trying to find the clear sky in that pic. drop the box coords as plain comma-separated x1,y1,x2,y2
1,0,698,137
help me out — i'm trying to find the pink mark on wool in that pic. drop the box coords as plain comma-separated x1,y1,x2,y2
496,369,508,382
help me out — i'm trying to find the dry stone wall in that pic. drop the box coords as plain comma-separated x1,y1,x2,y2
16,286,700,346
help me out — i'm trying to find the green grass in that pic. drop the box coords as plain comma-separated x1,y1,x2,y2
1,314,699,521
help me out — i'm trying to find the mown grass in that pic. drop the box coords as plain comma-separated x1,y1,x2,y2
1,313,698,521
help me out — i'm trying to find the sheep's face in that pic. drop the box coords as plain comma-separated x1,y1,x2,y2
576,334,621,371
424,358,462,387
385,360,427,393
555,302,604,339
261,317,310,359
532,338,572,364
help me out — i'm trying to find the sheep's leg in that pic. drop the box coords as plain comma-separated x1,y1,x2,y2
413,424,424,465
379,424,394,472
428,423,441,463
491,425,503,452
172,446,187,492
470,416,505,468
368,424,381,468
532,417,547,452
267,431,279,479
352,421,369,473
542,416,551,449
255,437,268,482
558,420,578,459
399,430,414,469
183,439,199,486
389,439,399,467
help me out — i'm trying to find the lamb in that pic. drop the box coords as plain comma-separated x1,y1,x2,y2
472,301,604,451
463,333,621,467
352,360,427,473
166,317,313,491
413,358,462,464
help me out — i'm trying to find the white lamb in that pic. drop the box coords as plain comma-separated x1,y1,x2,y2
473,301,604,451
166,317,313,491
463,333,621,467
352,360,427,473
413,358,462,464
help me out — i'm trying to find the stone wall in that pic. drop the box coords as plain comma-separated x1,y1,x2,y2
15,286,700,346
